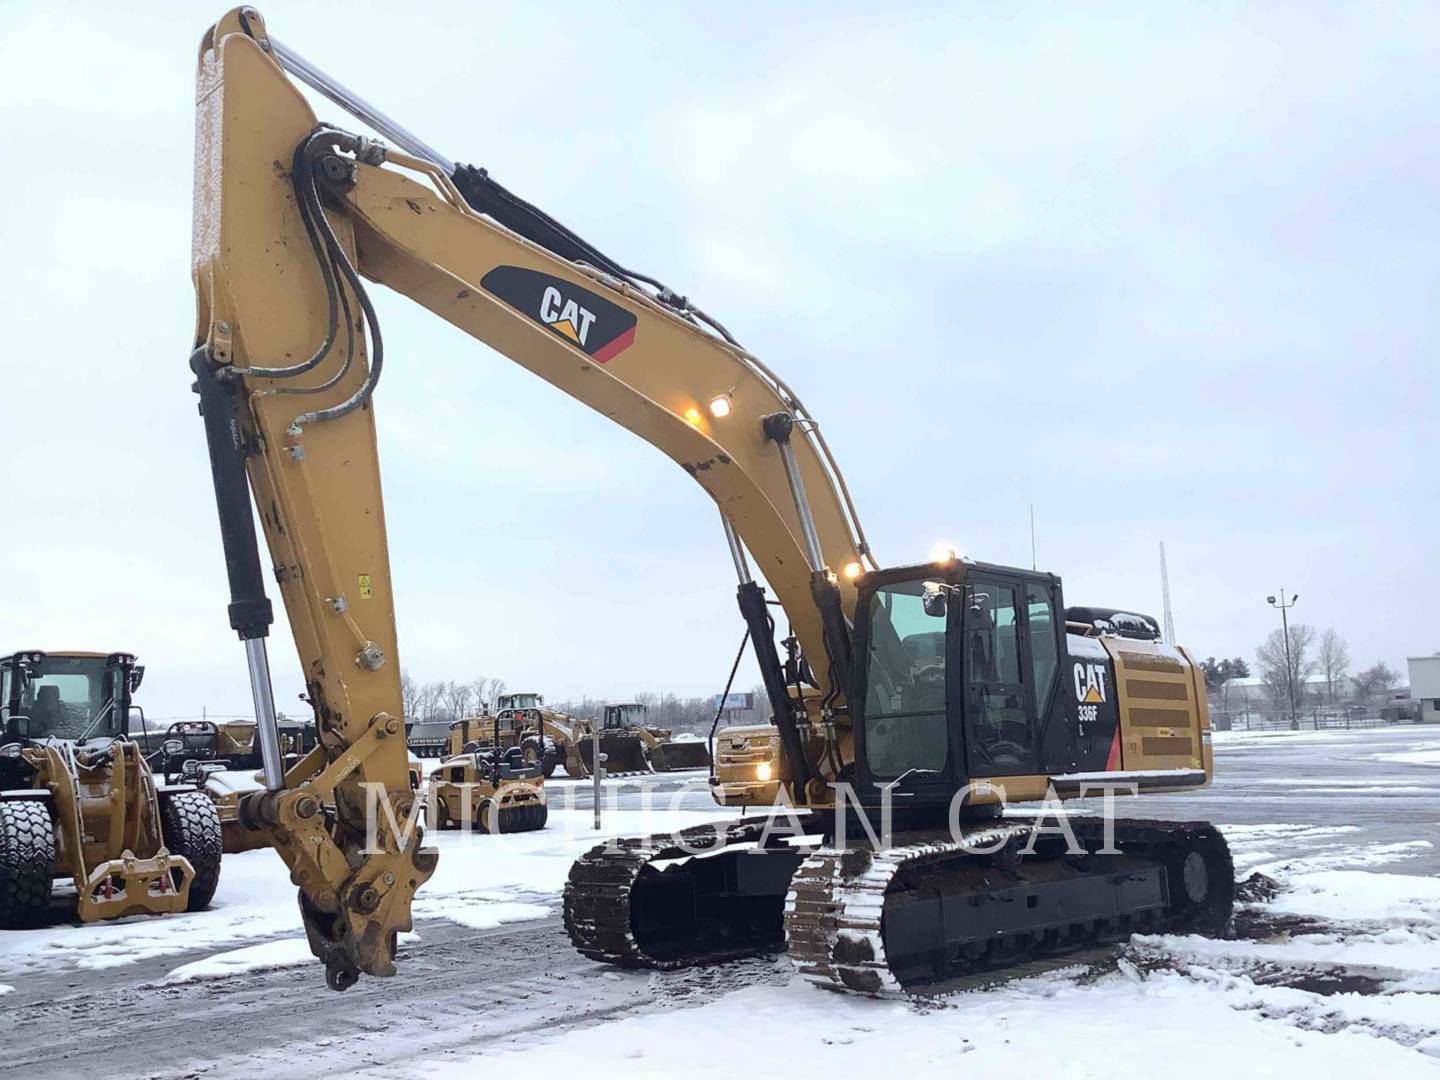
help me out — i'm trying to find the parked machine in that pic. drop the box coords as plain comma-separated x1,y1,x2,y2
429,714,547,833
143,726,269,855
184,8,1232,991
590,702,710,773
0,651,222,926
449,693,649,778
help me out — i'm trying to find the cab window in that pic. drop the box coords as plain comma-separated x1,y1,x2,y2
966,585,1020,687
1025,584,1058,710
862,579,948,778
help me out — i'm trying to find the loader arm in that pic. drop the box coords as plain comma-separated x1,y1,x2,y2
191,9,873,986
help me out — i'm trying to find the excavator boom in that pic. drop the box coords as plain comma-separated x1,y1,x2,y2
191,8,872,985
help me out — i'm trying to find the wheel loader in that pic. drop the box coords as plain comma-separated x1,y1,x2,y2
182,8,1234,990
0,651,222,926
591,703,711,773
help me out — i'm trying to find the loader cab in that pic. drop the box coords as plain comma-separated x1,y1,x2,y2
499,693,543,711
603,703,646,730
494,693,544,737
849,563,1067,811
0,651,143,745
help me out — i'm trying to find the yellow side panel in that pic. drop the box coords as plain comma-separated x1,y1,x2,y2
1103,638,1208,779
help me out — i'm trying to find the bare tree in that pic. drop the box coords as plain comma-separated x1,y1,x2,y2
442,679,474,721
400,669,420,721
1352,661,1400,706
419,680,448,722
464,676,508,714
486,678,507,708
1316,629,1350,702
1256,623,1317,717
468,676,492,714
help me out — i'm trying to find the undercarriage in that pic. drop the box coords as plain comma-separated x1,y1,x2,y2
563,815,1234,995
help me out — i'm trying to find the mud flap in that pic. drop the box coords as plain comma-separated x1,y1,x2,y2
77,849,195,922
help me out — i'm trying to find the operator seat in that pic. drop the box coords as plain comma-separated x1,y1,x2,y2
30,685,61,734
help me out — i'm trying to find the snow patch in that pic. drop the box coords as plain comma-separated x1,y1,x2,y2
1374,749,1440,768
412,897,551,931
1248,840,1435,878
1137,927,1440,984
165,938,318,983
432,966,1439,1079
0,801,734,979
166,930,423,983
1268,871,1440,924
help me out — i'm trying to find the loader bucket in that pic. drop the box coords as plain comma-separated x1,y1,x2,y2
77,849,195,922
560,744,591,779
647,739,712,772
578,732,651,775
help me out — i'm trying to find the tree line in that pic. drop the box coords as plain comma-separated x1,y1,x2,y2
400,671,508,726
400,671,766,734
1204,625,1405,720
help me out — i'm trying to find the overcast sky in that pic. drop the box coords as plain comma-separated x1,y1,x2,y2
1,2,1435,719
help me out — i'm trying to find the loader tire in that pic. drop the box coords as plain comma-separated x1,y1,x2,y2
161,790,223,912
0,800,55,929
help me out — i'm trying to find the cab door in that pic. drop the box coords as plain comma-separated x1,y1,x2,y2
962,575,1040,777
852,575,962,805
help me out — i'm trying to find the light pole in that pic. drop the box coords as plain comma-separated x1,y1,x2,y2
1267,590,1300,728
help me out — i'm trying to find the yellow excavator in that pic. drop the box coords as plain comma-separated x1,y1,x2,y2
188,8,1233,993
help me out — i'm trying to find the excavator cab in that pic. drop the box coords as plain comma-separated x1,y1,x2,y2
849,559,1210,813
850,563,1059,811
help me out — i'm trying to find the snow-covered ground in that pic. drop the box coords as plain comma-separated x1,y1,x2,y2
0,791,732,979
1377,748,1440,768
418,866,1440,1079
2,726,1438,1078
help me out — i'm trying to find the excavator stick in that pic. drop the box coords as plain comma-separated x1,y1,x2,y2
578,733,651,776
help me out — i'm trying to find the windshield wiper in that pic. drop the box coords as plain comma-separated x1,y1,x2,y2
75,695,119,743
